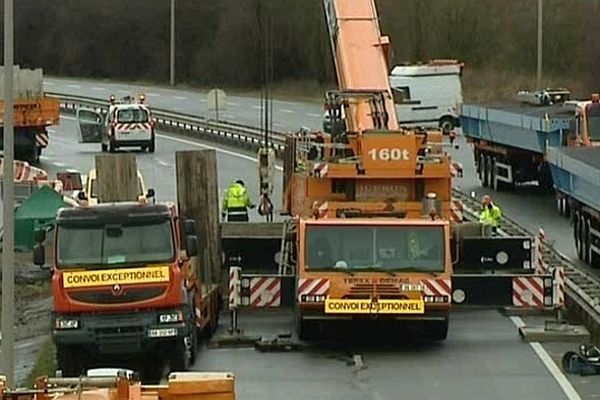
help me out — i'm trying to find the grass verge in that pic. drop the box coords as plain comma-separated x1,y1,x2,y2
25,338,56,386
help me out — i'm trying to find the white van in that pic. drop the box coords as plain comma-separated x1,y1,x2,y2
389,60,464,132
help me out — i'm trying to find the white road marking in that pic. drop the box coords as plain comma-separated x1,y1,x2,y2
280,109,293,114
155,133,283,172
53,162,66,167
228,102,239,106
307,113,321,118
509,316,582,400
67,168,79,173
92,87,106,91
173,96,188,100
67,84,81,89
158,160,170,167
147,93,160,97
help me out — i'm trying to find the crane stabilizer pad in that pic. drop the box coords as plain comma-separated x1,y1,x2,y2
519,322,589,343
254,334,307,352
209,331,261,349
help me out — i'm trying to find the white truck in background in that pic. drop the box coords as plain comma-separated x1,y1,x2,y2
389,59,464,133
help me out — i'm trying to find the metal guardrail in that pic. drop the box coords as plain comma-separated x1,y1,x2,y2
48,91,600,339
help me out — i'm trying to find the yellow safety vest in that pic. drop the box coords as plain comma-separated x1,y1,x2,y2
479,204,502,227
223,183,251,210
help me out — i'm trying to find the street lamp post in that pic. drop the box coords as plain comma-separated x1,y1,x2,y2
536,0,543,89
170,0,175,86
1,0,15,386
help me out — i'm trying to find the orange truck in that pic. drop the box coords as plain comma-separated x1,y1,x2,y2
221,0,559,342
0,66,60,163
33,200,221,380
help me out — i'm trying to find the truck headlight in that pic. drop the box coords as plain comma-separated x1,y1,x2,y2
55,318,79,329
401,283,424,292
159,311,183,324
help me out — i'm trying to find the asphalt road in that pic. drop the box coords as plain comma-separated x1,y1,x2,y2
28,77,600,398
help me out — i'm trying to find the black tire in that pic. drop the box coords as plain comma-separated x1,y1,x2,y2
575,212,584,260
439,117,454,135
296,314,314,341
562,351,583,374
482,155,490,187
101,143,108,152
109,142,116,153
170,336,192,372
56,345,85,377
584,217,592,265
148,139,155,153
430,318,449,341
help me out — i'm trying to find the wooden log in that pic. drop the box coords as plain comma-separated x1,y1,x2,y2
95,154,138,203
175,150,221,285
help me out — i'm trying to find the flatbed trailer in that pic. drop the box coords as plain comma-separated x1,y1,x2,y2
460,103,576,190
547,146,600,268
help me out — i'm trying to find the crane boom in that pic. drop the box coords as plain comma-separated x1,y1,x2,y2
323,0,398,132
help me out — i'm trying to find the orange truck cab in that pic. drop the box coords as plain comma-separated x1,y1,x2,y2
33,201,221,378
296,218,452,340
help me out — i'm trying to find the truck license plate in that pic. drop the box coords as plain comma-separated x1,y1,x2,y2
147,328,177,338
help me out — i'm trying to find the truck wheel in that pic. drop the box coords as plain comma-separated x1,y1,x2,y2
585,218,592,265
575,212,583,260
56,345,85,377
170,336,192,372
429,318,449,341
296,314,315,341
101,143,107,152
148,139,155,153
439,117,454,135
109,142,116,153
482,155,490,187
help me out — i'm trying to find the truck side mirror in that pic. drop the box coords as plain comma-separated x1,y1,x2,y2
184,219,196,235
186,235,199,257
33,244,46,266
146,188,155,199
34,229,46,243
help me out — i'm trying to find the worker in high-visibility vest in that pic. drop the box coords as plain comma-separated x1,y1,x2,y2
221,180,255,222
479,194,502,233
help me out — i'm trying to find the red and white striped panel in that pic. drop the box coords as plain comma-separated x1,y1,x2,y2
116,123,151,131
312,162,328,178
297,278,330,300
14,161,30,182
312,201,328,218
450,162,463,177
450,199,463,222
250,277,281,307
512,276,545,308
35,133,49,147
422,278,451,297
228,269,237,307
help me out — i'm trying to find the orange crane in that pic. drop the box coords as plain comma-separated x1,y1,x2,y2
222,0,561,343
282,0,455,340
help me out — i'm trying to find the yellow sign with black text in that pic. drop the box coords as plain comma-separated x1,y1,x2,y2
324,298,424,314
62,265,170,288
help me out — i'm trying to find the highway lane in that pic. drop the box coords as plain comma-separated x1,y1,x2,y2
201,309,578,400
44,77,323,132
39,116,283,221
45,76,580,265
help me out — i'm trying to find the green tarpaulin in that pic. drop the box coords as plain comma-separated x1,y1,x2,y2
15,186,70,251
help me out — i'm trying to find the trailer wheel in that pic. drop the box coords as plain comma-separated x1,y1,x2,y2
439,117,454,135
296,314,315,341
584,217,592,265
101,143,108,152
481,155,489,187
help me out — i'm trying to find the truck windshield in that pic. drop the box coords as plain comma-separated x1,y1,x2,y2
56,220,175,268
305,225,445,272
586,104,600,141
116,108,149,123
